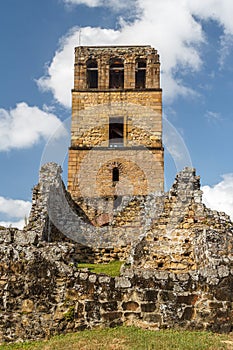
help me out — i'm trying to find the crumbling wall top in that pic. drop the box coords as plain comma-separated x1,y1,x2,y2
74,45,160,63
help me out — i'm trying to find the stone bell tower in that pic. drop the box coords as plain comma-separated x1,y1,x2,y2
68,45,164,212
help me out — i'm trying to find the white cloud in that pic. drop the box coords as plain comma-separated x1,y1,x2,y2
219,33,233,69
63,0,135,11
0,102,66,151
205,110,222,123
0,196,32,230
38,0,233,108
64,0,103,6
37,26,119,107
187,0,233,34
0,196,31,219
0,219,26,230
202,174,233,220
187,0,233,68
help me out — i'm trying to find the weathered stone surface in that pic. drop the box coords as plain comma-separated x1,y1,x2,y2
26,163,233,275
0,165,232,342
128,167,233,273
0,238,232,342
21,299,34,313
141,303,157,313
122,301,139,311
68,45,163,204
0,43,231,342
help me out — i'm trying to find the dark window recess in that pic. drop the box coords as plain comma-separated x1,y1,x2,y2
114,195,122,208
112,167,119,182
109,58,124,89
87,59,98,88
109,117,124,146
135,59,146,89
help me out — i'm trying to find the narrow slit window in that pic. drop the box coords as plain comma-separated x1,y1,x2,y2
135,59,146,89
87,59,98,88
109,117,124,146
112,167,119,182
109,58,124,89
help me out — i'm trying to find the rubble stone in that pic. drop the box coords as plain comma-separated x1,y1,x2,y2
0,164,232,342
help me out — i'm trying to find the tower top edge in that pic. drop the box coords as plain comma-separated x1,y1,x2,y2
75,45,153,49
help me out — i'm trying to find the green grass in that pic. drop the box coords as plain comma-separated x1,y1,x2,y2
0,326,232,350
77,260,123,277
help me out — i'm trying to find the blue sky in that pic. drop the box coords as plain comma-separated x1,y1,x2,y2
0,0,233,227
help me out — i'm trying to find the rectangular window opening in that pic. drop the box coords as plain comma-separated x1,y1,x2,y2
135,70,146,89
109,117,124,147
87,69,98,88
109,70,124,89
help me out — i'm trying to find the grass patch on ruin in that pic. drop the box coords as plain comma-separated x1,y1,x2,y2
0,327,232,350
77,260,123,277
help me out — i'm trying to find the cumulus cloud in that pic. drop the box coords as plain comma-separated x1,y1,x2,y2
188,0,233,67
38,0,233,108
0,196,32,230
0,219,26,230
0,196,31,219
37,27,119,107
0,102,66,151
187,0,233,34
202,174,233,220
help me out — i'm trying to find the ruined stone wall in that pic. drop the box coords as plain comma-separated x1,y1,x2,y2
27,163,141,263
0,233,232,343
130,168,233,273
27,163,164,253
1,163,233,341
27,163,233,273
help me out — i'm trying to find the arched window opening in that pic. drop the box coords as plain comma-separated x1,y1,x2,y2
112,167,119,182
87,59,98,88
109,117,124,147
109,58,124,89
135,59,146,88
